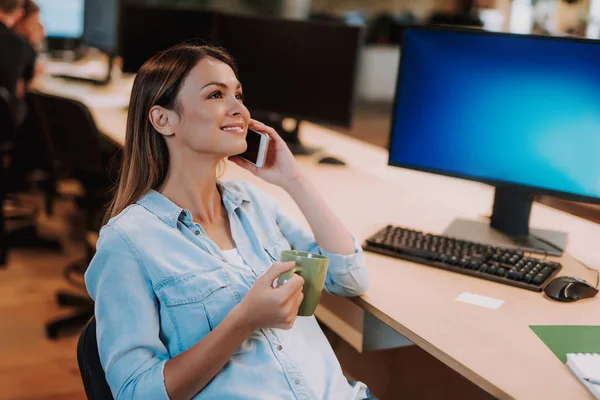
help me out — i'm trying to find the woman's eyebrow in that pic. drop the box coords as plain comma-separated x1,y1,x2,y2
201,81,243,90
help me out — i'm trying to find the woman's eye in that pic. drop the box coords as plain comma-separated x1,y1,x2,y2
208,91,223,99
236,93,244,101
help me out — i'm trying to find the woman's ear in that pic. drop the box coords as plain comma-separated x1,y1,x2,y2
149,106,179,137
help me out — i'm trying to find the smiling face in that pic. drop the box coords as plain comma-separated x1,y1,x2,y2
154,57,251,162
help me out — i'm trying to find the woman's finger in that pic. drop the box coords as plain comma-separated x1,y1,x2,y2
249,120,286,144
294,291,304,312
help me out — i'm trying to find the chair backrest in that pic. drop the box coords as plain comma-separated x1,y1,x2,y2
77,317,114,400
0,87,14,266
28,92,107,184
0,86,15,153
0,151,6,265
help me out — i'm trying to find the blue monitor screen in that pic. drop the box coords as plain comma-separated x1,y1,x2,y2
38,0,83,39
389,28,600,201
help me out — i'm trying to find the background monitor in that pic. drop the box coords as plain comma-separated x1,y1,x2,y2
389,26,600,255
82,0,121,55
214,14,363,129
120,4,218,74
38,0,83,39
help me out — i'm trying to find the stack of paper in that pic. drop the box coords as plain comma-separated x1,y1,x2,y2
567,353,600,399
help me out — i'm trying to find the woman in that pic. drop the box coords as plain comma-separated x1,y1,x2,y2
85,43,372,400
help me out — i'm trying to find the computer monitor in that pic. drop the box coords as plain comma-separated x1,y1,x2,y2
214,14,363,154
37,0,83,52
38,0,83,39
59,0,122,85
120,4,218,74
82,0,121,55
389,26,600,255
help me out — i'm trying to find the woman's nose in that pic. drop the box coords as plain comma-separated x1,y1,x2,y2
227,97,245,116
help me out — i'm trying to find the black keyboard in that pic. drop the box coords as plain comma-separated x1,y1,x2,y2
364,225,562,292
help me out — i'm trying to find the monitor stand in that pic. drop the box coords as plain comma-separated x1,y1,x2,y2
53,53,115,86
442,187,567,256
251,111,321,155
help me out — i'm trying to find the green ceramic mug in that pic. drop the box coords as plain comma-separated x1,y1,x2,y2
277,250,329,317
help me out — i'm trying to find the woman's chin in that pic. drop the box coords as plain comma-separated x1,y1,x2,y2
228,143,248,158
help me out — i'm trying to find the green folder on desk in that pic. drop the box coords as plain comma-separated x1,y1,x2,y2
530,325,600,363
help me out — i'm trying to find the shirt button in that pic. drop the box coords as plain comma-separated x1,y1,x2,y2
295,378,301,385
194,230,200,235
241,243,247,248
277,345,282,351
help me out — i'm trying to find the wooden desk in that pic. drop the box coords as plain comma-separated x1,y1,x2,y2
37,73,600,400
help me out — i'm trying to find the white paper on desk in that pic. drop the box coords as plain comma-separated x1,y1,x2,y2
83,95,129,109
567,353,600,399
44,60,109,77
455,292,504,309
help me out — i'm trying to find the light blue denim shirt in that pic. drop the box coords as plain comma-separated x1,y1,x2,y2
85,180,371,400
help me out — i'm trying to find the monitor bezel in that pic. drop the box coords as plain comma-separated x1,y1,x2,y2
388,24,600,206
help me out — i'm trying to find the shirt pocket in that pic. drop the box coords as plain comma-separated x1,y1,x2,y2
156,268,238,355
263,233,291,262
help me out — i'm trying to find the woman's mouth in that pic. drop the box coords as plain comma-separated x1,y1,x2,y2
221,123,245,133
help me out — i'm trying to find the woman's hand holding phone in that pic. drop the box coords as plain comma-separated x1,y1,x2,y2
228,119,303,189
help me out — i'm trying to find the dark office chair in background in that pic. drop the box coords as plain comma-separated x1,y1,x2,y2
0,87,14,266
12,93,62,216
77,317,114,400
28,92,120,338
0,87,40,267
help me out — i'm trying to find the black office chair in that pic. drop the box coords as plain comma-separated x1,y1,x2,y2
0,87,40,266
12,92,61,215
28,92,120,338
0,87,13,266
0,160,5,266
77,317,114,400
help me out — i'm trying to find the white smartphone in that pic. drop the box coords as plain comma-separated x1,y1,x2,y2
239,128,270,168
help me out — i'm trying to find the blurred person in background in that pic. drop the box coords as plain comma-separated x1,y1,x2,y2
0,0,35,126
6,0,54,192
14,0,44,50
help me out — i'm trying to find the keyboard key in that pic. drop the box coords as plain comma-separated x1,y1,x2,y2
508,270,524,280
533,274,545,284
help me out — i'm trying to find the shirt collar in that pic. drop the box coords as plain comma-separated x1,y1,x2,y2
135,180,251,228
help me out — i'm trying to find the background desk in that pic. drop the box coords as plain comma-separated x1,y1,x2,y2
37,73,600,399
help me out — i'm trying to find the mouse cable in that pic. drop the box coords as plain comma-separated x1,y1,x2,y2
529,232,600,289
565,251,600,289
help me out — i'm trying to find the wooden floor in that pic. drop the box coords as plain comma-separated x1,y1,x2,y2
1,195,87,400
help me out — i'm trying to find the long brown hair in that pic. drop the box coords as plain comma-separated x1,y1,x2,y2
105,43,238,223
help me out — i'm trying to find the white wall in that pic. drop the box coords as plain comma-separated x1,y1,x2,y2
355,45,401,103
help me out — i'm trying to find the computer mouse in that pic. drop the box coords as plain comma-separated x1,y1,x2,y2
543,276,599,302
317,156,346,166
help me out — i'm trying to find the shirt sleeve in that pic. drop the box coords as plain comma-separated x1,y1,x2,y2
275,204,370,297
244,181,370,297
84,224,171,400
